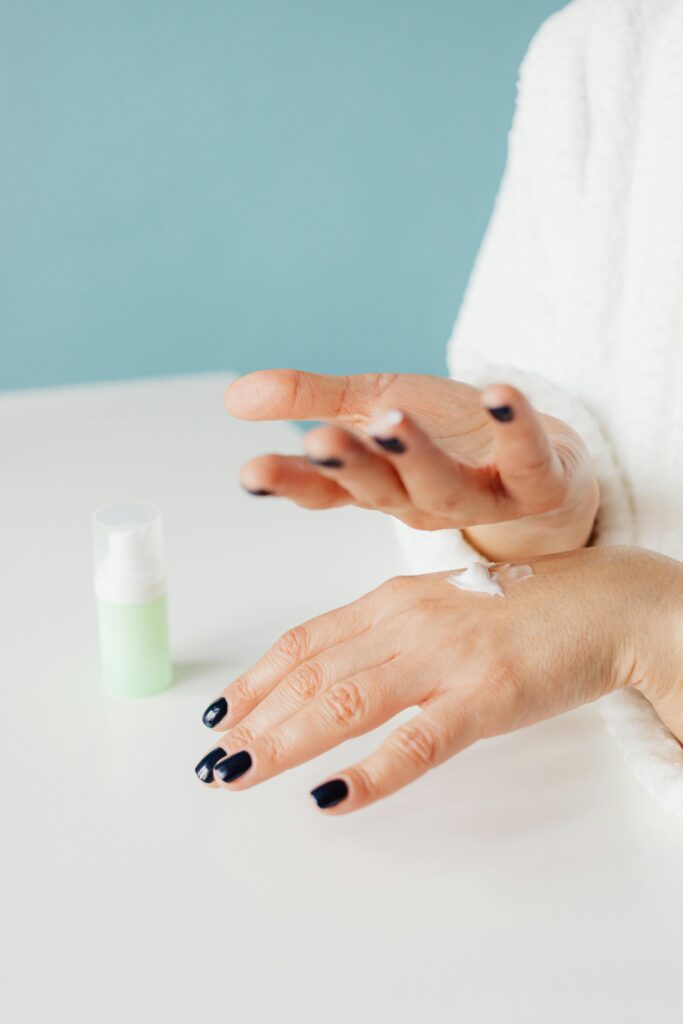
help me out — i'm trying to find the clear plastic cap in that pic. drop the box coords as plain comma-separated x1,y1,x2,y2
93,502,166,603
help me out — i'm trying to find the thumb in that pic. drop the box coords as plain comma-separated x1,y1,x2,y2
482,384,566,508
226,369,371,422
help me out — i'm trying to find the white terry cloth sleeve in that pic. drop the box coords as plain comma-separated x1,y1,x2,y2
392,3,683,818
393,5,635,573
601,689,683,819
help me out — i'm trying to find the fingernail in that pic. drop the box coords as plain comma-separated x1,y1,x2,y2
202,697,228,729
195,747,228,784
486,405,514,423
373,436,406,454
214,750,253,783
242,486,275,496
307,456,344,469
310,778,348,809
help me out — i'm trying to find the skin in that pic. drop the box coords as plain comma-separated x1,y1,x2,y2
226,369,600,561
198,547,683,814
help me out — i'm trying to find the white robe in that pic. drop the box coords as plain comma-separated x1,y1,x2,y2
395,0,683,817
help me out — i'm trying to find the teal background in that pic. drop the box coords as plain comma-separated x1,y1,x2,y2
1,0,563,391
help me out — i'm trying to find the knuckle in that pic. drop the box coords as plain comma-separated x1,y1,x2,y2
323,681,367,727
526,448,554,474
379,574,411,598
413,593,440,617
486,657,524,720
487,655,515,693
464,652,524,737
273,626,309,666
334,376,352,417
228,722,258,748
556,440,585,477
231,676,257,707
511,452,553,482
259,731,288,765
289,660,326,701
284,369,312,417
370,372,400,401
391,723,438,770
350,764,380,802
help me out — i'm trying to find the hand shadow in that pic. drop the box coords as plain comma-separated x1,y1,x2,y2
352,705,611,844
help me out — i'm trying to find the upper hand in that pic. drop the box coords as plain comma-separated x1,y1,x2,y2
226,370,599,560
196,546,683,813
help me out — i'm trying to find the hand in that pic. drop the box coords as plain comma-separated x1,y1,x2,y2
195,546,683,813
226,370,599,561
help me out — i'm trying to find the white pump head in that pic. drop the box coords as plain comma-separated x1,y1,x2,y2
93,502,166,603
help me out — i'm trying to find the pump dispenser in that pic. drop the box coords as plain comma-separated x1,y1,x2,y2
93,502,172,697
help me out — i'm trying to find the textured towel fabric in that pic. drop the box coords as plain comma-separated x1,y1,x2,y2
394,0,683,816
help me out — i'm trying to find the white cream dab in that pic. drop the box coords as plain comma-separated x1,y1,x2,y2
446,562,533,597
367,408,404,435
447,562,504,596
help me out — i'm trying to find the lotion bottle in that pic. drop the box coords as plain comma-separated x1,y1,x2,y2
93,502,172,697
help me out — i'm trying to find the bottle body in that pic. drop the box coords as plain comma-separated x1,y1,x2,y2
96,594,172,697
93,502,172,698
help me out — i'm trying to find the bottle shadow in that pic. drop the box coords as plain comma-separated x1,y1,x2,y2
171,658,236,689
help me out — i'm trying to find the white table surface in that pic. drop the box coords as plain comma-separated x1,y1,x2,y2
3,373,683,1023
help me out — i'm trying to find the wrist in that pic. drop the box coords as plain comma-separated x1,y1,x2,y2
463,482,598,562
631,554,683,743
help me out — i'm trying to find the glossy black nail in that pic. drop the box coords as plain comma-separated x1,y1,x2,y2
243,486,274,496
214,750,253,783
202,697,228,729
372,436,406,454
486,405,514,423
307,456,344,469
195,747,228,784
310,779,348,809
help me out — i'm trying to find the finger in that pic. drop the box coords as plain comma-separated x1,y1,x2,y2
201,588,386,732
239,454,351,509
364,409,502,523
225,370,477,429
225,370,377,424
482,384,566,508
303,425,409,512
310,695,476,814
228,624,400,740
212,661,418,789
194,744,233,788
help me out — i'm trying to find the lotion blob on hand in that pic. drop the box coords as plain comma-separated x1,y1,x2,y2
446,562,533,597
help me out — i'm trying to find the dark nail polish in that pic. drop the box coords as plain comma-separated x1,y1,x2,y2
214,750,253,783
202,697,228,729
243,486,274,496
372,436,406,454
307,456,344,469
310,778,348,809
195,747,228,784
486,405,514,423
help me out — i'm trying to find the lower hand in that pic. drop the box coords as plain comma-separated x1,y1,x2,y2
196,546,683,813
226,369,599,561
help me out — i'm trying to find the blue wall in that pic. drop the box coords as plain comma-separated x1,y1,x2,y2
0,0,564,390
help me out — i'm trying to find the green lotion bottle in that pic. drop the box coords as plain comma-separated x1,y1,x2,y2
93,502,172,697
